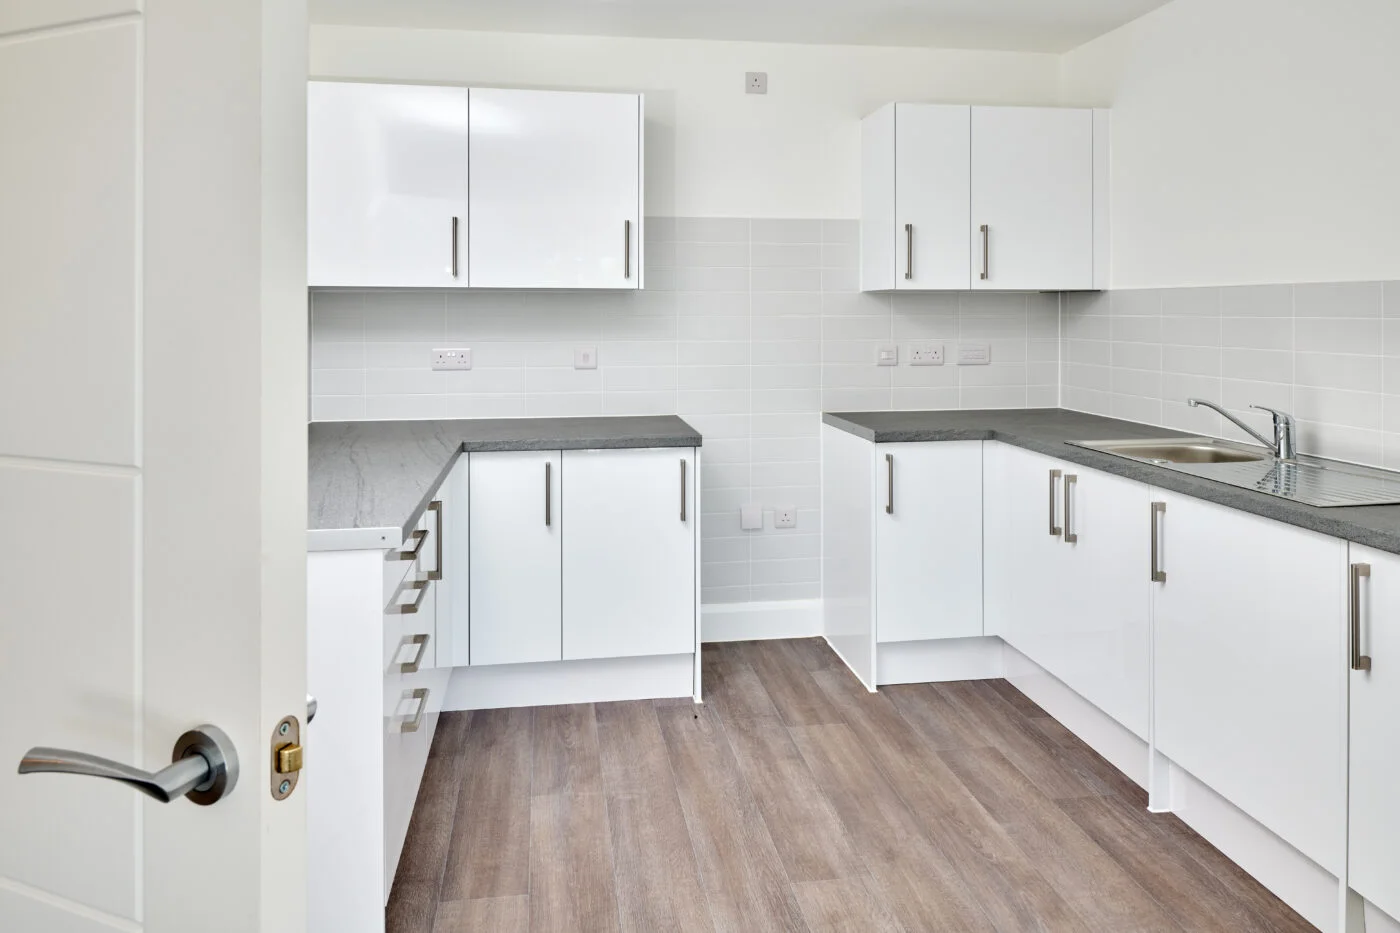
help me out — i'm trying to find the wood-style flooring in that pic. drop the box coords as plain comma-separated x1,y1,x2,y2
388,638,1315,932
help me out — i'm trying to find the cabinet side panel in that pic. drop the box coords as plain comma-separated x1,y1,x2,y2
822,424,876,687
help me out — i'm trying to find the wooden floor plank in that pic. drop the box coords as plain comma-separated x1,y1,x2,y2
428,710,472,759
434,896,530,933
736,641,846,726
393,751,464,890
791,878,904,933
1032,715,1151,806
595,700,674,797
783,637,844,673
385,880,439,933
656,703,807,933
533,703,603,797
881,681,994,752
529,791,621,933
439,707,533,902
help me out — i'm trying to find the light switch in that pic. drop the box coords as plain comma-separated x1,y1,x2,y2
741,504,763,531
876,345,898,367
957,343,990,365
574,347,598,370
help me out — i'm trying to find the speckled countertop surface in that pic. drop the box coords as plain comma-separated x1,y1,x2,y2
824,409,1400,555
308,416,701,549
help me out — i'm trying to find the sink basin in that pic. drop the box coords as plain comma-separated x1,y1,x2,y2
1073,437,1268,464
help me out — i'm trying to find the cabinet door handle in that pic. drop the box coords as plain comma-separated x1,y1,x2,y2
545,461,552,527
1048,469,1062,536
1352,562,1373,671
426,499,443,581
624,219,632,279
392,528,428,562
1063,474,1078,543
397,633,430,674
1150,501,1167,583
451,216,459,279
680,458,687,522
885,453,894,514
904,223,913,280
387,576,431,615
400,688,429,734
979,224,990,280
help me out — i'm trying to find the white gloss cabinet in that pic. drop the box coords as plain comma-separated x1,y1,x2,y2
1346,544,1400,924
876,441,983,642
468,88,642,289
468,450,563,665
562,447,696,660
1151,490,1347,875
307,81,469,288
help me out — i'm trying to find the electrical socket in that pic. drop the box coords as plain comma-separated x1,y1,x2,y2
909,344,944,366
574,347,598,370
431,348,472,371
773,507,797,529
746,72,768,95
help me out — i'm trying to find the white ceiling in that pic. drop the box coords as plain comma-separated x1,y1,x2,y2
308,0,1171,54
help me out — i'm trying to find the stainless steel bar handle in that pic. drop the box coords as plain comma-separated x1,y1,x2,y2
904,224,913,280
545,461,552,526
18,724,238,806
398,633,430,674
1150,502,1167,583
387,577,430,615
451,216,459,279
1048,469,1062,536
979,224,990,280
680,459,688,522
886,454,895,515
1063,474,1078,544
401,688,430,734
624,220,632,279
392,528,428,562
1352,562,1373,671
426,500,444,581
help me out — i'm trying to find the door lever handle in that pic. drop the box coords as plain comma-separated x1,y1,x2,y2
18,724,238,806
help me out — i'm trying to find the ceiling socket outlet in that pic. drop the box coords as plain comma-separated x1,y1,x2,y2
909,344,944,366
957,343,991,365
773,507,797,529
876,345,898,367
431,348,472,371
574,346,598,370
746,72,768,95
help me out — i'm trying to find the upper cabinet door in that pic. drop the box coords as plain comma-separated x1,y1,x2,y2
970,106,1093,291
308,82,469,288
895,104,971,290
469,88,641,289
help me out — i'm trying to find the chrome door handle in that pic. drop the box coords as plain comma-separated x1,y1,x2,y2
1063,474,1078,543
1150,501,1167,582
979,224,989,280
1351,562,1373,671
904,223,913,280
400,688,429,734
680,459,687,522
1048,469,1062,536
885,453,894,515
18,724,238,806
397,633,430,674
387,576,430,615
624,219,632,279
545,461,552,526
426,500,443,581
451,216,460,279
392,528,428,562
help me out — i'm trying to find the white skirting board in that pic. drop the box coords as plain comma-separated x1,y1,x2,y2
701,599,822,642
876,636,1004,685
443,653,695,711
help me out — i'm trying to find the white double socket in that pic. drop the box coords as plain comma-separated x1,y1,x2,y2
431,348,472,371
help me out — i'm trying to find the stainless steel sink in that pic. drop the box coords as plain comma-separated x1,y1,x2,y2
1067,437,1400,507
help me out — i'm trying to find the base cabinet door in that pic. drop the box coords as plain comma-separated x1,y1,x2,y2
876,440,982,641
1152,490,1347,874
469,450,562,664
984,443,1069,647
1347,543,1400,922
563,447,695,660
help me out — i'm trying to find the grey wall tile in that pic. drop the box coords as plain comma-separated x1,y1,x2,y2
1295,282,1382,318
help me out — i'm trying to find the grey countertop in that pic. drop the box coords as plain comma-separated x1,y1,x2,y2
824,409,1400,555
308,416,701,549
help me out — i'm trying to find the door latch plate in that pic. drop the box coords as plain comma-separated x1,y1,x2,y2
270,714,302,800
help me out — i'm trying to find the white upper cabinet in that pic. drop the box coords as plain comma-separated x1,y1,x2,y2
308,81,469,288
469,88,642,289
862,103,1105,292
971,106,1094,291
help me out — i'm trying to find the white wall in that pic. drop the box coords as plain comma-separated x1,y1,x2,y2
1059,0,1400,289
309,25,1060,218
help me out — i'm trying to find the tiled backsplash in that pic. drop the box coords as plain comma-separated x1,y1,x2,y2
310,217,1060,604
1061,282,1400,469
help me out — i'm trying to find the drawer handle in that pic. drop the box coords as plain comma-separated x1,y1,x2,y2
904,223,913,280
886,453,894,515
680,459,688,522
1048,469,1062,536
426,500,443,581
1063,474,1078,544
387,576,430,615
397,633,430,674
392,528,428,562
400,688,429,734
1150,501,1167,583
1351,562,1373,672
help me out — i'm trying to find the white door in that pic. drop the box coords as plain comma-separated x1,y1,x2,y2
562,448,695,660
469,451,563,665
1347,544,1400,922
970,106,1093,290
1051,467,1152,739
469,88,641,289
0,2,307,931
307,81,470,288
876,441,982,641
1152,491,1347,874
895,104,971,290
983,443,1069,646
